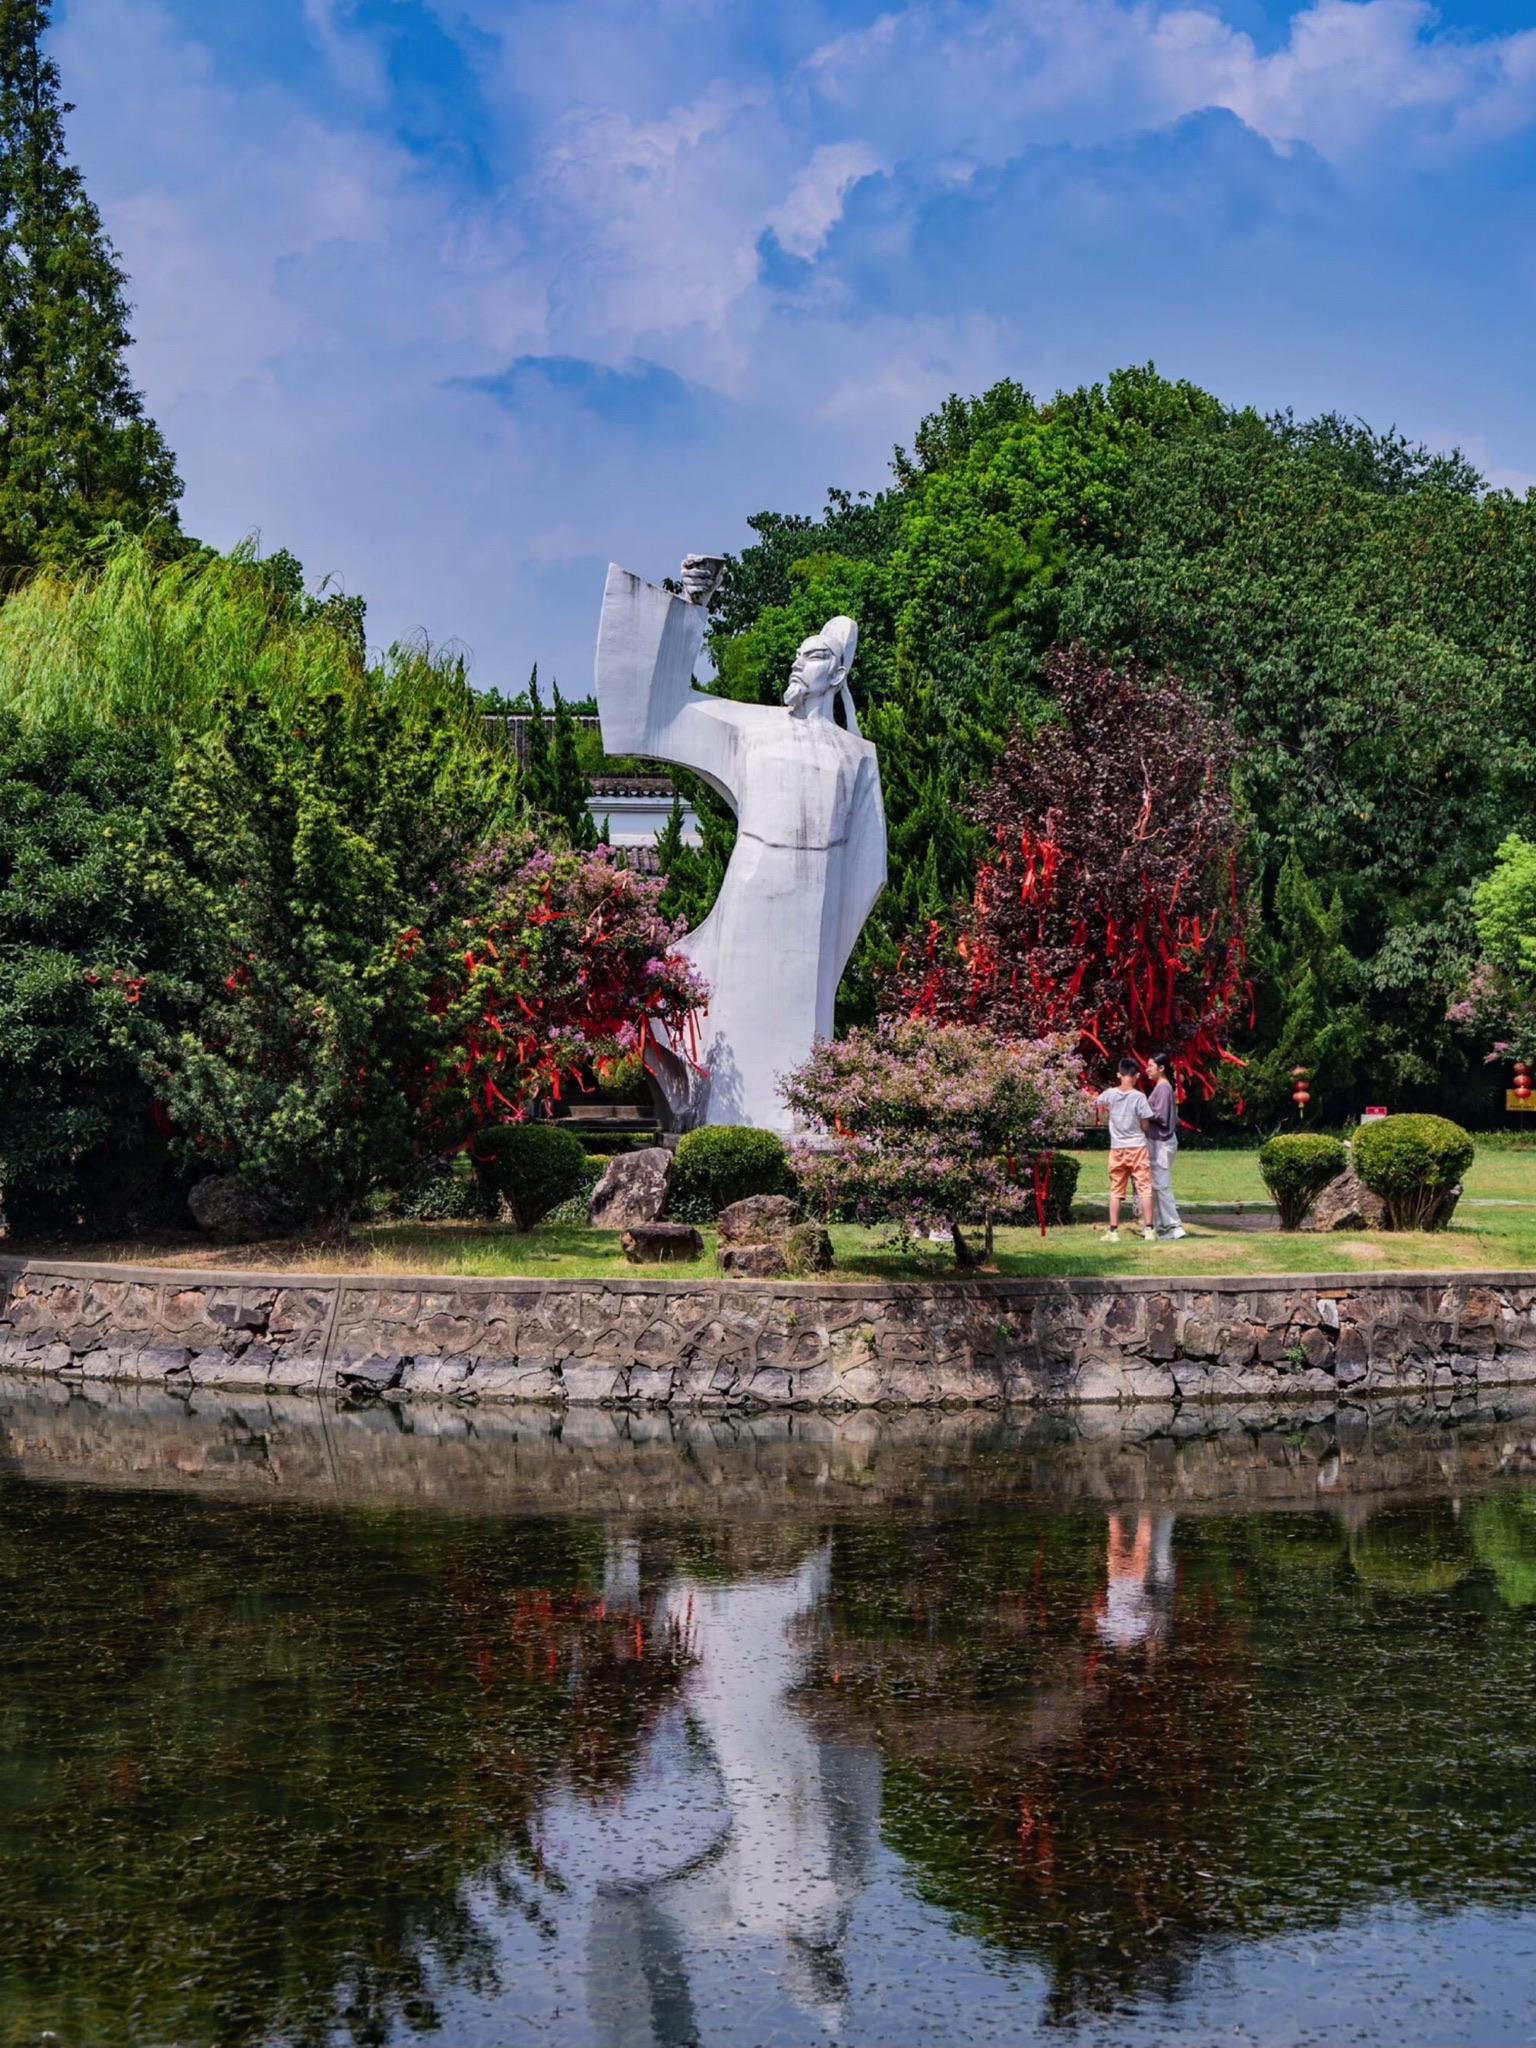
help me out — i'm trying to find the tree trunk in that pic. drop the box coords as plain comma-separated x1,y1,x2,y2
951,1220,977,1268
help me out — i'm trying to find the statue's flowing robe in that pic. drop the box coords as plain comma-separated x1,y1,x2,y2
595,566,886,1132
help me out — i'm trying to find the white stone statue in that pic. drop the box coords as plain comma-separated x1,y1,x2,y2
594,556,886,1133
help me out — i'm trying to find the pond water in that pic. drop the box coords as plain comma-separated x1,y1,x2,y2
4,1381,1536,2047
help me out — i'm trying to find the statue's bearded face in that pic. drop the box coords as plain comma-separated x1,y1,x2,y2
789,636,840,700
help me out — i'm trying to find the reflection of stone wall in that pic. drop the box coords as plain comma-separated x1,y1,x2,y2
4,1373,1534,1518
2,1257,1536,1407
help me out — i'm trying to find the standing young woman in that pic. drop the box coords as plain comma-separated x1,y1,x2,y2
1144,1053,1187,1241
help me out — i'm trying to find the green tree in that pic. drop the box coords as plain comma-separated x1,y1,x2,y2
1472,833,1536,988
0,716,182,1232
653,790,686,879
548,682,597,849
121,671,517,1221
520,662,552,809
712,366,1536,1114
0,539,518,1229
1241,849,1368,1123
657,771,734,930
0,0,182,573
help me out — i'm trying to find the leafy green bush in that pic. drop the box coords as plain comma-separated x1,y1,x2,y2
667,1125,796,1223
400,1155,494,1223
1258,1133,1348,1230
471,1123,590,1230
1352,1114,1475,1231
545,1151,605,1225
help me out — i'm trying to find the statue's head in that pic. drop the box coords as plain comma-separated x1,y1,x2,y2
785,615,858,718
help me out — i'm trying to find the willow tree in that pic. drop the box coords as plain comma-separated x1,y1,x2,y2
0,0,182,574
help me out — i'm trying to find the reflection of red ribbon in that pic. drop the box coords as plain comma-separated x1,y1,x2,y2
1032,1150,1053,1237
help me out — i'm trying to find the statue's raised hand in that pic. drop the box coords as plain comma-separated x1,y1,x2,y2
681,554,726,606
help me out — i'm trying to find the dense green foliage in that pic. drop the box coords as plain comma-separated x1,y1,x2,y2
0,544,524,1228
707,367,1536,1120
0,719,181,1230
1473,834,1536,987
666,1124,796,1223
0,1,182,573
0,543,519,1229
470,1122,590,1230
1456,834,1536,1065
1352,1113,1476,1230
518,666,597,849
1257,1133,1348,1230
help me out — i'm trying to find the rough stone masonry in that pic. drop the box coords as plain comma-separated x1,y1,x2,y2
2,1257,1535,1408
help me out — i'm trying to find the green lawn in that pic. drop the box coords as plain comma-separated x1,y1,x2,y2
17,1139,1536,1283
43,1202,1536,1283
1067,1143,1536,1208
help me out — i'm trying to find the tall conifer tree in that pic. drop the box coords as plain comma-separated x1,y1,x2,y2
0,0,181,573
548,683,597,849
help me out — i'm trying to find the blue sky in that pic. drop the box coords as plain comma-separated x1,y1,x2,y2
52,0,1536,691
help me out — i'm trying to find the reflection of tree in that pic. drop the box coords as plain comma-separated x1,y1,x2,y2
1349,1499,1475,1597
0,1479,690,2047
1469,1492,1536,1608
804,1491,1536,2025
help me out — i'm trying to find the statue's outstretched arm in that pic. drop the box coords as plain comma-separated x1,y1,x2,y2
594,560,739,801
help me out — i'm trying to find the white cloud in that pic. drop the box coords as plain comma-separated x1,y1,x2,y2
768,141,887,258
803,0,1536,163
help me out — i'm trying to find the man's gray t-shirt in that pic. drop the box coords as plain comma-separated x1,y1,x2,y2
1095,1086,1152,1148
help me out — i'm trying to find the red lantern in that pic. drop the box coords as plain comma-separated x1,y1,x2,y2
1516,1060,1532,1103
1291,1064,1312,1115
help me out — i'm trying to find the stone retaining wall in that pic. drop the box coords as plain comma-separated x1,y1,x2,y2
2,1256,1536,1407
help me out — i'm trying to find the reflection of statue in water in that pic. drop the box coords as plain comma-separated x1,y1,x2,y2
536,1540,880,2046
595,556,887,1133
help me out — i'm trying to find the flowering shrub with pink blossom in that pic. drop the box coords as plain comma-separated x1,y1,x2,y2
780,1018,1087,1266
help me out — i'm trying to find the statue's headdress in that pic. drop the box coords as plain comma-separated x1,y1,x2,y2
821,615,858,684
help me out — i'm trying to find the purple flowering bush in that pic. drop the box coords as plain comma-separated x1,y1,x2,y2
780,1018,1087,1266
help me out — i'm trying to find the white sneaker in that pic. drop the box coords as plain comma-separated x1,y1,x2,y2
1141,1227,1157,1242
1101,1229,1120,1244
1165,1225,1187,1240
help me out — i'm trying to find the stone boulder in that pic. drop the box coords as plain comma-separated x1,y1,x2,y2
1304,1167,1387,1233
719,1242,788,1278
187,1176,292,1242
784,1222,834,1274
620,1222,703,1265
589,1147,673,1230
716,1194,799,1246
715,1195,833,1279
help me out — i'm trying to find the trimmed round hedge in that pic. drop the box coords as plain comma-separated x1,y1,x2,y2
994,1152,1080,1227
471,1122,591,1231
1257,1133,1348,1231
667,1125,796,1223
1352,1113,1474,1231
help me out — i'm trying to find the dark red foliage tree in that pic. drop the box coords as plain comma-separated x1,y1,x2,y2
899,645,1249,1103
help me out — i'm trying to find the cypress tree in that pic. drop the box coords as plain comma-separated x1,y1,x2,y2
0,0,182,574
548,682,597,849
653,792,686,881
520,663,552,814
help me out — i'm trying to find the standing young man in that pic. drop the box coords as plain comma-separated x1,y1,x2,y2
1144,1051,1186,1240
1095,1057,1157,1243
